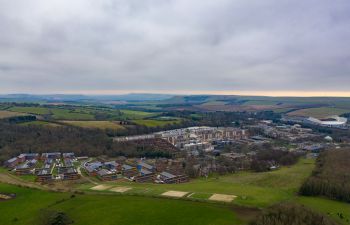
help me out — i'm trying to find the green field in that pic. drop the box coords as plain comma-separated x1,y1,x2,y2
0,183,246,225
120,110,158,119
288,107,350,118
10,106,50,115
296,197,350,225
50,108,95,120
133,119,181,127
81,158,315,208
61,120,125,130
20,121,61,127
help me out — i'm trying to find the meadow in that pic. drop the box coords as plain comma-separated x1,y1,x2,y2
133,118,182,127
0,110,27,119
0,183,246,225
60,120,125,130
80,158,315,208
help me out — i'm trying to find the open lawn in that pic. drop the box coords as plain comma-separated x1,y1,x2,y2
60,120,125,130
0,110,27,119
0,183,247,225
288,107,350,118
80,158,315,208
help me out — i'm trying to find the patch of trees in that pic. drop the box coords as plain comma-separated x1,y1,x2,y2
300,149,350,203
0,122,177,164
251,148,302,172
251,203,338,225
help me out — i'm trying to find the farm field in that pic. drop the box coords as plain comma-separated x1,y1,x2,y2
133,119,182,127
120,109,158,119
60,120,125,130
9,106,50,115
288,107,350,118
0,110,27,119
50,108,95,120
0,183,248,225
20,121,61,127
80,158,315,208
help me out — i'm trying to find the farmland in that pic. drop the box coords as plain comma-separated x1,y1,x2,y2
0,110,27,119
20,121,61,127
61,120,125,130
133,118,182,127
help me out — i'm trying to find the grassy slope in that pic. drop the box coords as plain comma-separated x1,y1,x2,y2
288,107,350,118
120,110,158,119
0,183,243,225
20,121,61,127
296,197,350,225
50,109,95,120
81,158,315,208
60,120,125,130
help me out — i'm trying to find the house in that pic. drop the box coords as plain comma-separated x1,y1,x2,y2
84,162,103,176
97,169,117,181
58,167,80,180
15,159,37,175
158,172,189,184
63,153,75,159
41,152,61,160
64,159,74,167
104,161,121,172
137,161,155,172
4,157,18,168
134,169,156,183
18,153,39,163
121,164,138,178
36,168,52,183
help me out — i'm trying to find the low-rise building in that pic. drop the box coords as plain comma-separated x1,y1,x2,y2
97,169,118,181
134,169,156,183
36,168,52,183
122,164,138,178
158,172,189,184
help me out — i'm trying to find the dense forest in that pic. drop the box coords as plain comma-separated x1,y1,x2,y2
0,122,177,163
300,149,350,203
251,203,338,225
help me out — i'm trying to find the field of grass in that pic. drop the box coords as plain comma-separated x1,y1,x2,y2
50,108,95,120
288,107,350,118
133,119,181,127
0,183,246,225
9,106,50,115
80,158,315,208
20,121,61,127
0,110,27,119
61,120,125,130
120,110,158,119
296,197,350,225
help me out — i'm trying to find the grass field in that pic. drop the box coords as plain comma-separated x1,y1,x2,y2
296,197,350,225
133,119,181,127
120,110,158,119
0,183,247,225
0,110,27,119
61,120,125,130
80,158,315,208
20,121,61,127
288,107,350,118
50,108,95,120
9,106,50,115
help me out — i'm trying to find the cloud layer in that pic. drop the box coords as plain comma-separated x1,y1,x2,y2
0,0,349,94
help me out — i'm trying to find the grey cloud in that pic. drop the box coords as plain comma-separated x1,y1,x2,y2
0,0,349,94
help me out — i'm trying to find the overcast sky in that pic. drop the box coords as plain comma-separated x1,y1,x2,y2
0,0,349,96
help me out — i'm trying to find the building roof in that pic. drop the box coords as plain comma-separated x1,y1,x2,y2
6,157,17,163
97,169,113,176
140,168,152,175
138,162,154,170
160,171,176,179
37,168,51,176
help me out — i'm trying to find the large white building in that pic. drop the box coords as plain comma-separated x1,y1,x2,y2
307,116,348,127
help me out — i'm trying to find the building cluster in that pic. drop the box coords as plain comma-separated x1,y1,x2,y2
251,122,319,142
4,152,80,183
84,158,189,184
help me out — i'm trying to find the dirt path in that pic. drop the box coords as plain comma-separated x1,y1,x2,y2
0,173,47,190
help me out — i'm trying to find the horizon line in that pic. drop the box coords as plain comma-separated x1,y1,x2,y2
2,90,350,98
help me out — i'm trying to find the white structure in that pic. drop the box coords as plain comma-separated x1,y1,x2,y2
307,116,347,127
